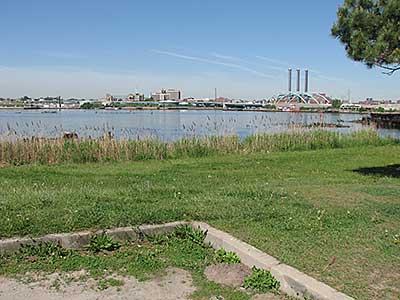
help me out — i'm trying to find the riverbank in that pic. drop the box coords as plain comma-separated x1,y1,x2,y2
0,145,399,299
370,112,400,129
0,106,371,114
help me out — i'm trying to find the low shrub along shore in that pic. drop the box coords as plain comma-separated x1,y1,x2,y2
0,129,397,165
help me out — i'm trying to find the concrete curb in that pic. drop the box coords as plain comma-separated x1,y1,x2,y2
191,222,354,300
0,221,187,254
0,221,354,300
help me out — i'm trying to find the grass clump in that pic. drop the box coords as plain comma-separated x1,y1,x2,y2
98,278,124,290
214,248,241,264
243,267,280,294
87,233,121,253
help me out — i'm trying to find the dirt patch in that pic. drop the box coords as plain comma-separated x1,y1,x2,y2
204,263,251,288
0,267,195,300
251,294,288,300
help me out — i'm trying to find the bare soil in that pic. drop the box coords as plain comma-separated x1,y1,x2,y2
251,294,290,300
204,263,252,288
204,263,291,300
0,267,195,300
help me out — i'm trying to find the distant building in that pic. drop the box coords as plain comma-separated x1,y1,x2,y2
127,92,145,101
105,94,116,102
341,103,362,109
215,97,231,103
361,97,381,105
151,89,181,101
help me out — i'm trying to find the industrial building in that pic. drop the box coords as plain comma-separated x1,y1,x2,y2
268,69,332,108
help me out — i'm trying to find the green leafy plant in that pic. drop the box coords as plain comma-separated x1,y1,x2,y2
214,248,241,264
243,267,280,293
173,225,207,246
18,242,72,259
87,233,121,253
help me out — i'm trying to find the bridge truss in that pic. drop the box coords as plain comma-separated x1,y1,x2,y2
268,92,331,107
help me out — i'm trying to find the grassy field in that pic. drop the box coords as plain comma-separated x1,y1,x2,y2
0,144,399,299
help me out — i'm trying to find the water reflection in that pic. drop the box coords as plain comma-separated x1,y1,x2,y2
0,109,398,141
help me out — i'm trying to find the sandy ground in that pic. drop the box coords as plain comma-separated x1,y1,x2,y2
0,264,289,300
0,267,195,300
251,295,289,300
205,263,252,288
205,263,289,300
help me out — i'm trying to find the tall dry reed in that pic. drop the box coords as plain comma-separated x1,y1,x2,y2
0,129,397,166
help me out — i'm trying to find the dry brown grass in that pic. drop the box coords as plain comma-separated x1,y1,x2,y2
0,129,396,166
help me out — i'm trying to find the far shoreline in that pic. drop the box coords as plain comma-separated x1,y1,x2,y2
0,106,368,115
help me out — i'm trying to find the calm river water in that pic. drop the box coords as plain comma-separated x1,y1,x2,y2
0,109,399,140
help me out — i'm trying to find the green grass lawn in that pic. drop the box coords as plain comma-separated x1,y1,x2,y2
0,145,399,299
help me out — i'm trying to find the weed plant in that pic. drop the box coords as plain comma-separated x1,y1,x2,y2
87,233,121,253
214,248,241,264
243,267,280,294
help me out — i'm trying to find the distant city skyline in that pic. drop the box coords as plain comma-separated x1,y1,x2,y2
0,0,399,101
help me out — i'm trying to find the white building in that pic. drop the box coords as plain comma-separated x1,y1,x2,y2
127,93,145,101
151,89,181,101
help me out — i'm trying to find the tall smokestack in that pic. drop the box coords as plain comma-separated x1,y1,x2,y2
304,69,309,93
296,69,300,92
288,68,292,92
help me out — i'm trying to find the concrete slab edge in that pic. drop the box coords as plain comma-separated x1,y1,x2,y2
0,221,354,300
191,222,354,300
0,221,187,253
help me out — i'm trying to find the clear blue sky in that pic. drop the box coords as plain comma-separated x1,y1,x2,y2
0,0,398,101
